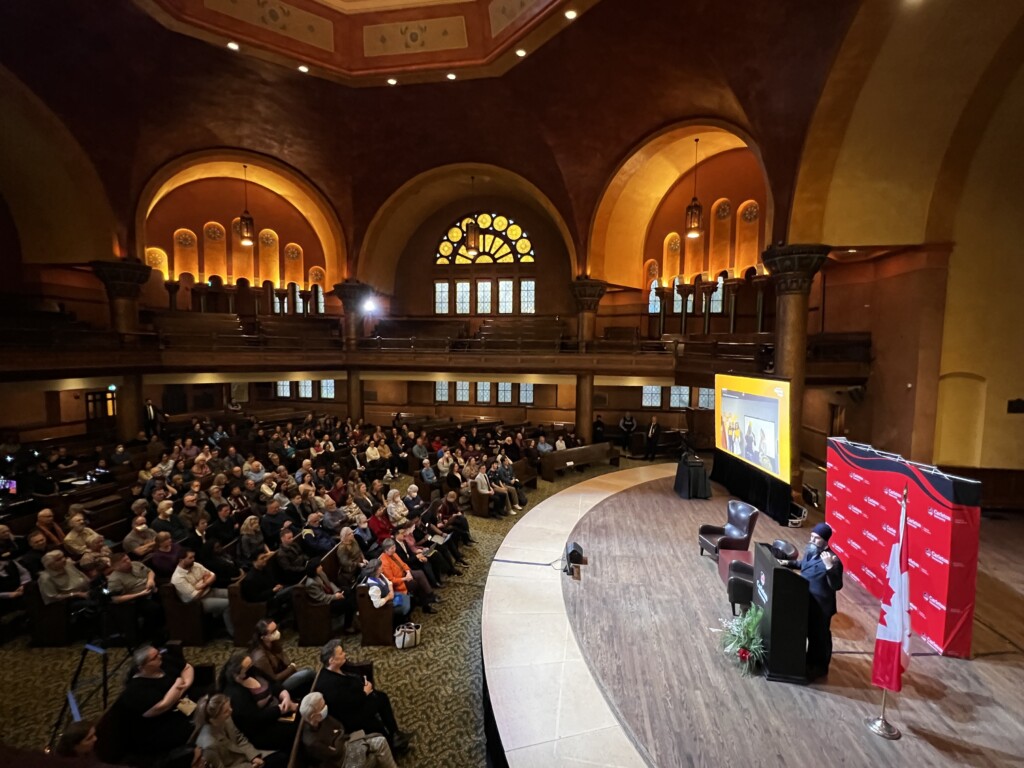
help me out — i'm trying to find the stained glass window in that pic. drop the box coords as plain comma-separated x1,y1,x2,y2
435,212,536,265
670,386,689,408
455,281,471,314
642,385,662,408
519,383,534,404
698,387,715,409
434,282,449,314
297,380,313,398
320,380,335,399
477,281,492,314
435,381,449,402
456,381,470,402
476,381,491,403
276,381,291,398
520,279,536,314
497,382,512,403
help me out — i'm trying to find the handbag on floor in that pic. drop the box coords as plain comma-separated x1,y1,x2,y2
394,622,422,649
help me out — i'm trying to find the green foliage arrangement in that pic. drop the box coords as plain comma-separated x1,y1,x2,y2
720,605,767,676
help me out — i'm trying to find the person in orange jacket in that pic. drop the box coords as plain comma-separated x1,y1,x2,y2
379,538,439,614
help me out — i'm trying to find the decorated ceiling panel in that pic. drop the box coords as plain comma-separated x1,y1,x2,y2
135,0,599,84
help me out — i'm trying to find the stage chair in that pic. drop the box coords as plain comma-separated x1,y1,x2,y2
158,583,207,646
228,583,267,647
292,588,333,646
727,560,754,616
355,584,393,646
698,500,760,561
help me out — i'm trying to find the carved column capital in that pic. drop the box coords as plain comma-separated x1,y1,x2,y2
674,281,695,300
761,244,830,295
570,277,607,313
332,280,373,314
90,259,152,299
723,277,745,296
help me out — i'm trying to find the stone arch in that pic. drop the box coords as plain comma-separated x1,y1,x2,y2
589,120,772,289
0,65,118,264
357,162,577,295
135,149,346,287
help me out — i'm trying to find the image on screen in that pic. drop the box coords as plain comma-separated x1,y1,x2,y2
714,374,791,483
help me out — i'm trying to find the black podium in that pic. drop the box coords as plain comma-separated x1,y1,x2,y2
674,455,711,499
752,543,808,683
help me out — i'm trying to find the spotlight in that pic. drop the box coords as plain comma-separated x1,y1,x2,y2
446,73,457,81
362,298,378,313
387,78,398,86
297,65,310,73
564,9,578,20
516,49,527,57
227,41,240,51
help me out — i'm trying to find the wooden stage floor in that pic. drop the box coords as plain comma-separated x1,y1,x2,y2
561,474,1024,768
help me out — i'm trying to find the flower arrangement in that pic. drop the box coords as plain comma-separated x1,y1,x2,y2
720,605,766,676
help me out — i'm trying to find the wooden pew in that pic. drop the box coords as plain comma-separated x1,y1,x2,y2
539,442,620,482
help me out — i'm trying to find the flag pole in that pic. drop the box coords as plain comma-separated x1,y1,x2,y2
866,689,901,739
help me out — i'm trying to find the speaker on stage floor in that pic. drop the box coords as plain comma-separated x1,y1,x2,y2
564,542,584,574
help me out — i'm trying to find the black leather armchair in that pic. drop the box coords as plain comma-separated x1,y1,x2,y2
727,560,753,616
698,500,760,561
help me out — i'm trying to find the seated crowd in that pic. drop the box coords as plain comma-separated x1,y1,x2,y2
0,410,573,765
57,637,409,767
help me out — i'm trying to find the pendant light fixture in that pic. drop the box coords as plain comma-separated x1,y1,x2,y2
466,175,480,257
239,164,255,247
685,138,703,239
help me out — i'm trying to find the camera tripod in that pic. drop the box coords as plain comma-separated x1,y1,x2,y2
46,598,135,752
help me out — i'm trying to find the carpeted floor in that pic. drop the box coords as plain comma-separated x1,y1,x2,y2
0,457,667,767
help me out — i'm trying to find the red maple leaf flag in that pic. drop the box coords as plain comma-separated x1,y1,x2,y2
871,484,912,691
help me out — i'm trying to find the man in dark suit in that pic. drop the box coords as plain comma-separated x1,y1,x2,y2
142,398,164,438
643,415,661,461
782,522,844,680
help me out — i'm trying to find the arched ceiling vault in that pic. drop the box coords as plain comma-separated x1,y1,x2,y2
0,65,118,264
790,0,1024,247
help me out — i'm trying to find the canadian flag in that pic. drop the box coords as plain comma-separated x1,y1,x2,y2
871,484,912,691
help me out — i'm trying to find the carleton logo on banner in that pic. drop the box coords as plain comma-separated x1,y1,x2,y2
825,438,981,659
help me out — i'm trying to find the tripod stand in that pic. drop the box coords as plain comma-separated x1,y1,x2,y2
46,597,135,752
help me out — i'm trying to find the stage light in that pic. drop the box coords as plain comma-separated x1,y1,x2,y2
362,297,378,313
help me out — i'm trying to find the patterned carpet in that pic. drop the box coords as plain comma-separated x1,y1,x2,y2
0,457,665,767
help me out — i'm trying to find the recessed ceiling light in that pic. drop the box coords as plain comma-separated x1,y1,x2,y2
297,65,309,73
227,41,240,51
387,78,398,86
446,73,457,80
847,248,857,253
515,49,527,58
564,9,578,20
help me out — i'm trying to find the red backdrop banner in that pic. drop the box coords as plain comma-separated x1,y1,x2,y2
825,438,981,658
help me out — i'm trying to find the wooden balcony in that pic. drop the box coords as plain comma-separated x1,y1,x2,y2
0,312,870,385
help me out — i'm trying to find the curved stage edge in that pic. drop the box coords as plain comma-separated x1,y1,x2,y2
483,465,1024,768
481,464,674,768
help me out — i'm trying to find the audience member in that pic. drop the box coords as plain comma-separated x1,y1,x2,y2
170,549,233,635
218,651,297,752
313,640,412,755
193,692,289,768
249,618,315,698
299,691,397,768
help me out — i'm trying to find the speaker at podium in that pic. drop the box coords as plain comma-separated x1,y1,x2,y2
752,542,808,683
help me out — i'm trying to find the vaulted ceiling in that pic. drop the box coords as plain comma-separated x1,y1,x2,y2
134,0,598,85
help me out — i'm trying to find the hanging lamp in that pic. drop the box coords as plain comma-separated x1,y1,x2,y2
466,176,480,257
684,138,703,239
239,164,255,247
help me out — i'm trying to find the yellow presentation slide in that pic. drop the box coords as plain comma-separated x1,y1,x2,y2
714,374,790,483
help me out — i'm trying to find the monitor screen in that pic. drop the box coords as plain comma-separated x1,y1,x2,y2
714,374,791,483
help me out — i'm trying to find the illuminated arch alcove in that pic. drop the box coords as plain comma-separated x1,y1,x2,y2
136,150,345,290
589,122,771,289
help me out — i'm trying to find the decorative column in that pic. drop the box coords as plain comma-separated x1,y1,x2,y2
164,281,180,311
674,281,695,335
570,277,607,351
724,278,744,334
90,259,152,336
333,280,373,351
700,282,716,336
753,275,772,333
347,370,363,421
575,373,595,444
117,373,144,442
762,244,830,493
298,289,312,317
656,286,672,338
